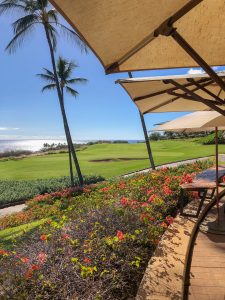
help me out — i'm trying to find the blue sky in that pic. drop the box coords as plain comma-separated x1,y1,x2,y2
0,11,223,140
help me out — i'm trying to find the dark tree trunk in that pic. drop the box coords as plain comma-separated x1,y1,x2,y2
44,24,84,186
62,87,74,186
68,144,74,186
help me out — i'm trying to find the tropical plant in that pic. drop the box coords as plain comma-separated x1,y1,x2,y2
0,0,87,186
37,57,88,185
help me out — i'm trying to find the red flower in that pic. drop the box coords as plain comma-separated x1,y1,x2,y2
160,222,168,229
31,264,40,271
163,186,172,195
101,187,110,192
120,197,129,205
166,216,174,225
38,252,47,264
21,257,29,263
25,269,33,279
117,230,125,241
0,249,8,256
83,258,91,264
141,202,150,207
40,235,47,241
146,189,154,196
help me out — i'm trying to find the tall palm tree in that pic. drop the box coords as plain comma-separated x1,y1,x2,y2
0,0,87,185
38,57,88,185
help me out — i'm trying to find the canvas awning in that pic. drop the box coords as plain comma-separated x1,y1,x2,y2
50,0,225,77
116,72,225,115
153,111,225,132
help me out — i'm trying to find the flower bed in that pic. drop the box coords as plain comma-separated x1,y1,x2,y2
0,160,212,299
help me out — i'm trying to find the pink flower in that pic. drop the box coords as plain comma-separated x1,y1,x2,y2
148,194,156,203
38,252,47,264
62,233,70,240
141,202,150,207
117,230,125,241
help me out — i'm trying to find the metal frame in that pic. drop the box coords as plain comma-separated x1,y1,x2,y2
128,72,155,170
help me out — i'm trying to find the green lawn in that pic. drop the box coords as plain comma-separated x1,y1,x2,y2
0,140,223,180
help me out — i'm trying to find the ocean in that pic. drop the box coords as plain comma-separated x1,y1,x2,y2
0,139,143,153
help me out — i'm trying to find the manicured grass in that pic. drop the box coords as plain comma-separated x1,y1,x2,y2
0,140,223,180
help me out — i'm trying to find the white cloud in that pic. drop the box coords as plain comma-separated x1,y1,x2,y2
187,66,219,75
187,68,204,75
0,127,20,131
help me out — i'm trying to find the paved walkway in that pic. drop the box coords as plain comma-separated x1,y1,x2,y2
188,201,225,300
124,156,213,177
0,204,26,218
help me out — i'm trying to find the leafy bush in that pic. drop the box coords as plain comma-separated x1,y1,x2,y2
0,160,213,299
198,131,225,145
0,175,104,206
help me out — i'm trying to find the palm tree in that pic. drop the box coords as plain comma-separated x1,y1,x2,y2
38,57,88,185
0,0,87,185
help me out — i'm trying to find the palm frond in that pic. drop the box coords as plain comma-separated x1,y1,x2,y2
6,22,36,54
37,73,56,83
65,86,79,98
42,83,57,92
57,23,88,53
67,78,88,85
42,67,55,78
0,1,25,15
13,14,39,34
47,8,58,23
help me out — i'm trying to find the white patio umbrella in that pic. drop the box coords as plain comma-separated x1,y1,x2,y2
154,111,225,232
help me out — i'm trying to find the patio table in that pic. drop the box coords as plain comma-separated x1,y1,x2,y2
180,166,225,217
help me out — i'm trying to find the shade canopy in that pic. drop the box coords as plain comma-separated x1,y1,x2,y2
49,0,225,74
153,111,225,132
116,72,225,114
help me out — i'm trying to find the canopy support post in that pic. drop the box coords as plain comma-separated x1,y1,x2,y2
165,79,225,116
171,30,225,91
155,22,225,91
128,72,155,170
215,126,220,219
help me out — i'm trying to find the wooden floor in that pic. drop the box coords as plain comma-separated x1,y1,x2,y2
188,204,225,300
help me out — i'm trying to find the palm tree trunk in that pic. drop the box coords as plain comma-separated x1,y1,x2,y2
68,143,74,185
43,23,84,186
61,86,74,186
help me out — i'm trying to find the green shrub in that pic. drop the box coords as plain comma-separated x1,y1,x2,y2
0,175,104,206
198,131,225,145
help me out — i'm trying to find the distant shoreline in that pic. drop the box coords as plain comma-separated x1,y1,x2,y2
0,139,144,156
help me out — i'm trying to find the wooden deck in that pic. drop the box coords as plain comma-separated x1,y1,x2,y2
188,202,225,300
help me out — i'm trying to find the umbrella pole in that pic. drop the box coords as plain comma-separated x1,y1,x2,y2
128,72,155,170
215,127,220,221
